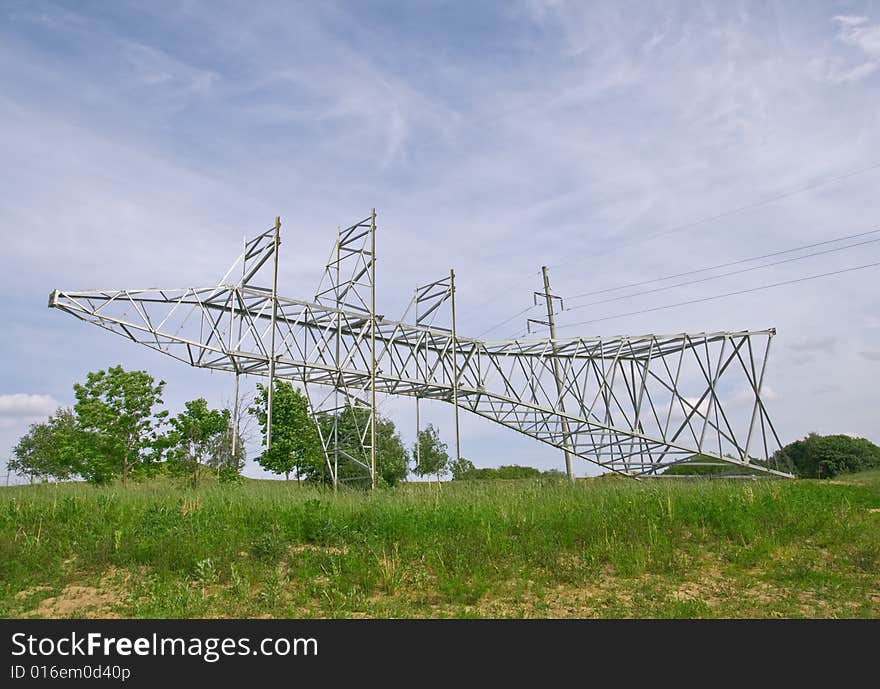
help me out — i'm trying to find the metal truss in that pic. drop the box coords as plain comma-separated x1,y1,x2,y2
49,210,791,482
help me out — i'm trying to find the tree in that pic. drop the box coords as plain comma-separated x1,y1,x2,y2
772,433,880,479
375,416,409,487
73,366,167,484
449,462,564,481
449,456,476,480
412,424,449,482
209,417,247,482
164,398,230,487
315,405,409,487
249,381,322,481
9,408,79,481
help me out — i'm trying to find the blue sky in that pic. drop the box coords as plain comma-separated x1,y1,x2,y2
1,0,879,479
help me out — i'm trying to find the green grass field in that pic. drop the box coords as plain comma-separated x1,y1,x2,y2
2,471,878,618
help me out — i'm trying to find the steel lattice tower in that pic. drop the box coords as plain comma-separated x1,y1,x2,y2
49,211,791,484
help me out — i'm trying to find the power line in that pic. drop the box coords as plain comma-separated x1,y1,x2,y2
565,226,880,301
474,163,880,337
487,225,880,337
562,235,880,313
546,160,880,271
477,304,539,339
467,268,542,313
554,260,880,331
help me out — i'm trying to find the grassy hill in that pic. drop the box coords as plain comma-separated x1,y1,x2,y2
1,471,878,618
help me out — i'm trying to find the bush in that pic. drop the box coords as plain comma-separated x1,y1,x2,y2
772,433,880,479
218,466,243,484
451,464,560,481
663,455,739,476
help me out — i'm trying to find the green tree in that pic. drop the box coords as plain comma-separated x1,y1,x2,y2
449,456,476,480
412,424,449,482
450,463,561,480
772,433,880,478
209,416,247,482
249,381,322,481
165,398,230,487
9,408,79,481
315,405,409,487
375,416,409,487
73,366,167,484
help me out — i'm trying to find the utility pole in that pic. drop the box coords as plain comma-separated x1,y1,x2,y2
231,373,240,458
450,268,461,464
540,266,574,481
231,236,245,462
370,209,377,490
333,226,341,492
414,287,421,474
266,216,281,450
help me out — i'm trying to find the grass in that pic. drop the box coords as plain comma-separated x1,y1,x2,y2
1,470,878,618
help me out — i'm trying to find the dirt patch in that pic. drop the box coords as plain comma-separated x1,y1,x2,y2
15,586,52,600
671,581,712,603
474,574,633,618
28,586,119,618
21,567,136,619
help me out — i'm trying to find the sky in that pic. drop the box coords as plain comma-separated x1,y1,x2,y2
1,0,879,480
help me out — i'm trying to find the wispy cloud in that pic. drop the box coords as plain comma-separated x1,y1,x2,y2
0,394,59,419
834,15,880,57
813,15,880,83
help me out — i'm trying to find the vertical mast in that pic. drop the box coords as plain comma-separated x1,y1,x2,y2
450,268,461,464
370,209,377,490
541,265,574,481
266,216,281,449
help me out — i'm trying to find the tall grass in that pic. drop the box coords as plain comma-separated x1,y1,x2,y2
1,473,878,618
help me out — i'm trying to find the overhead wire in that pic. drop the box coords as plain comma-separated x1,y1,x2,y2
474,161,880,339
561,234,880,313
564,226,880,302
545,160,880,271
553,260,880,331
476,304,539,339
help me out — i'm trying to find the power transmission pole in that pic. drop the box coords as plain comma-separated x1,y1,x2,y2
539,266,574,481
450,268,461,464
414,287,421,474
231,236,245,462
333,226,341,492
266,216,281,450
370,208,377,490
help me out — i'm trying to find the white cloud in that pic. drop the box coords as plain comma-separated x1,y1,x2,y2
832,16,868,28
835,15,880,57
819,15,880,84
0,394,60,418
831,60,879,83
728,385,779,408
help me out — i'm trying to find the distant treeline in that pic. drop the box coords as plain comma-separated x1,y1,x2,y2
449,459,564,481
11,367,880,487
663,433,880,479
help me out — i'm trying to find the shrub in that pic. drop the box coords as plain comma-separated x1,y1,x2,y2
772,433,880,479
